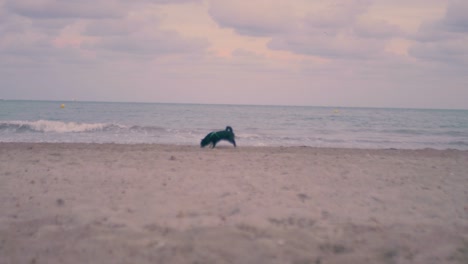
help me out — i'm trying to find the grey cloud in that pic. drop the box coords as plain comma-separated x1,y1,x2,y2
1,0,208,65
1,38,53,58
208,1,295,37
112,0,200,3
301,0,401,39
5,0,125,19
439,0,468,33
412,1,468,42
82,13,208,57
136,0,202,3
84,19,152,36
5,0,202,21
266,0,393,59
1,1,78,34
209,0,394,60
409,40,468,65
303,0,371,30
409,1,468,65
0,9,88,65
268,34,383,60
0,11,28,35
231,48,264,58
353,19,403,39
33,18,76,33
222,22,286,37
0,35,93,68
83,31,208,57
412,22,458,43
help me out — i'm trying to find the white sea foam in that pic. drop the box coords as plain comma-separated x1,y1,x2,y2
5,120,108,133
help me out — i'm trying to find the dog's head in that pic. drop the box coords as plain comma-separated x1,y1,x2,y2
200,135,212,148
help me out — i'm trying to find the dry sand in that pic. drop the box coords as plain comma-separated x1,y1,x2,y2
1,143,467,264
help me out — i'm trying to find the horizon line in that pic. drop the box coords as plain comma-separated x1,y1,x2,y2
1,98,467,111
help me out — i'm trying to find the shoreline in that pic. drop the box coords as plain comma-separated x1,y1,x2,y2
2,141,468,151
1,142,468,263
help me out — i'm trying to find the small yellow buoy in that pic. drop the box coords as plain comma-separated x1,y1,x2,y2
60,104,65,108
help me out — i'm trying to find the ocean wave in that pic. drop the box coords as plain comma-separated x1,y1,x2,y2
381,129,425,135
129,125,167,133
448,141,468,147
0,120,111,133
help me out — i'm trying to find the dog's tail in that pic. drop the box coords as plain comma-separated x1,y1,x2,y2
225,126,234,133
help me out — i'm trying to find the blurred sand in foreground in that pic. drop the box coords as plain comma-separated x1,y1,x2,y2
1,143,467,263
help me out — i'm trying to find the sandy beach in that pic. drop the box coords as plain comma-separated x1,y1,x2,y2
1,143,467,263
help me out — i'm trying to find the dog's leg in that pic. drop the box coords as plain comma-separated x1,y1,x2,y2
229,138,236,147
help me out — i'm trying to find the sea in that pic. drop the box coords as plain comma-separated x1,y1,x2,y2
1,100,468,150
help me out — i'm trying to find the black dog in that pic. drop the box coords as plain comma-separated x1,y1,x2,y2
200,126,236,148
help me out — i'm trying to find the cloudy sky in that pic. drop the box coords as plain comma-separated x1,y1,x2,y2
1,0,467,109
